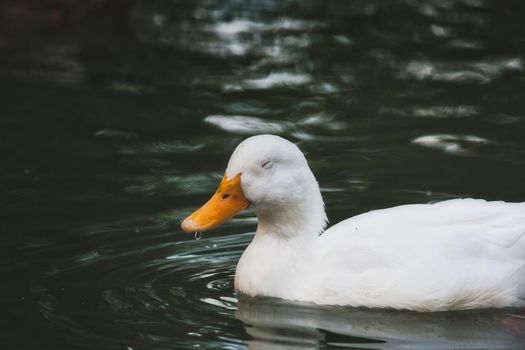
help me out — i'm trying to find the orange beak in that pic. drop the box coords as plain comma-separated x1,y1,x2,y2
181,174,249,232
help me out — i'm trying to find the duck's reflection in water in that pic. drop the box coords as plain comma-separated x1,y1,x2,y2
236,296,525,349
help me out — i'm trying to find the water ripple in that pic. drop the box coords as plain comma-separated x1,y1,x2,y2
412,134,490,156
381,105,479,118
205,115,291,135
401,58,522,84
34,232,255,349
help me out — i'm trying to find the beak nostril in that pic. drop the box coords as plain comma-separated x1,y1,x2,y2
222,193,230,200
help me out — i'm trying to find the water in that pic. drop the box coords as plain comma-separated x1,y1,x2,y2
2,0,525,349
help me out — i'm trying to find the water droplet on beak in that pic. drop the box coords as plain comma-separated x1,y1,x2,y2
194,231,202,240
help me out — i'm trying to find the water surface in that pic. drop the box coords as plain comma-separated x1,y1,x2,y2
2,0,525,349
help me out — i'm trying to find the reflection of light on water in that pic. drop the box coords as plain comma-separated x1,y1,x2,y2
412,134,489,156
94,129,139,140
291,131,358,143
418,0,489,25
211,18,323,37
401,61,488,83
242,72,312,90
297,112,350,131
136,14,322,59
236,296,525,350
211,19,265,36
205,115,291,135
474,58,523,76
401,58,523,83
333,35,354,46
200,297,237,310
446,39,484,49
380,105,478,118
245,72,311,89
429,24,453,37
205,110,354,139
223,72,341,94
105,81,158,95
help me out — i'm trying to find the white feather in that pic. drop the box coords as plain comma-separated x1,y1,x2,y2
226,135,525,311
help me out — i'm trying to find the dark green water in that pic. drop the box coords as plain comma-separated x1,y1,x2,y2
2,0,525,349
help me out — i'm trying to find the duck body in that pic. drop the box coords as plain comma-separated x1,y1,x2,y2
236,198,525,311
183,135,525,311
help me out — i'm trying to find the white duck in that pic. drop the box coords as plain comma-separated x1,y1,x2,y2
182,135,525,311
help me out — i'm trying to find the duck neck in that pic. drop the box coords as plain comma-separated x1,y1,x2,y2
254,180,327,241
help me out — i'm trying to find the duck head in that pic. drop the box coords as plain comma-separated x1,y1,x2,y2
181,135,327,238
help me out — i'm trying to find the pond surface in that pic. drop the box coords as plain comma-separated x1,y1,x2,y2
2,0,525,349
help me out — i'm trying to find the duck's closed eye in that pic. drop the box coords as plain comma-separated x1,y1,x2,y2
261,160,273,169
